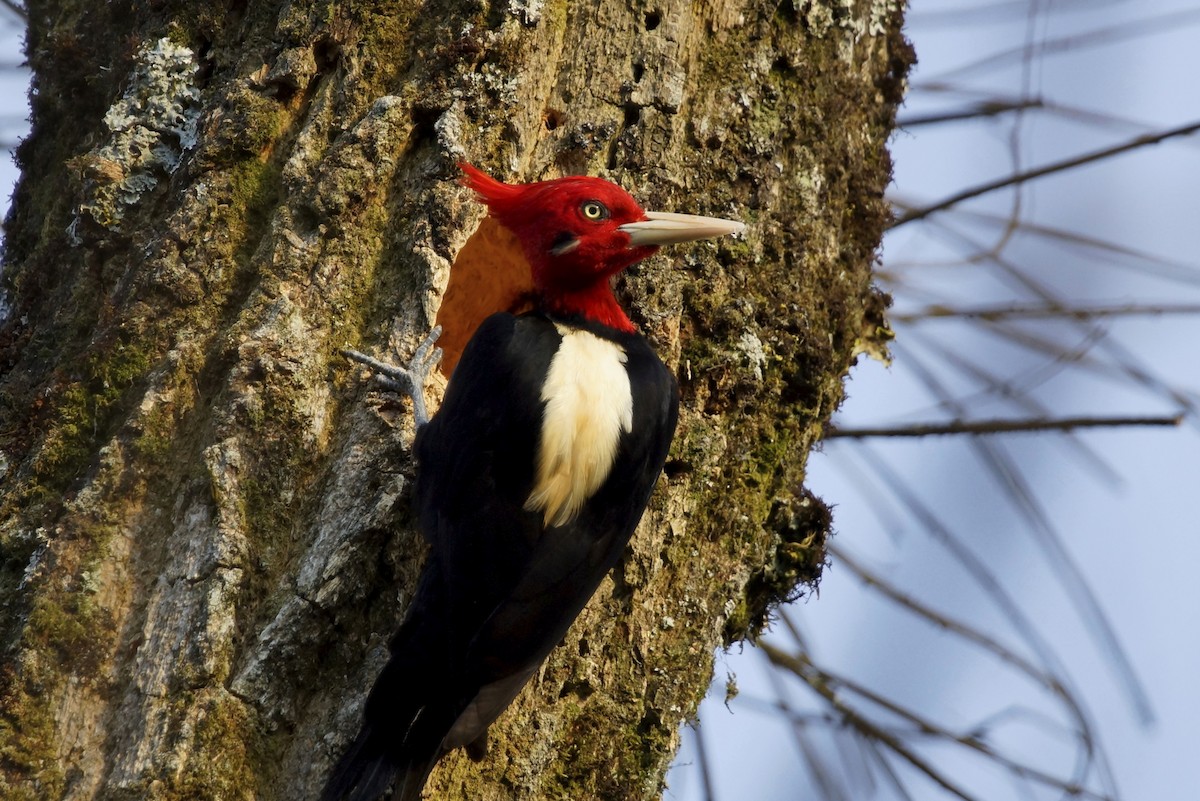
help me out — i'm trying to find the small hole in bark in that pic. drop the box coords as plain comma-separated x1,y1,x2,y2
663,459,692,478
314,36,342,72
411,106,439,146
195,38,215,85
543,108,563,131
644,10,661,30
622,102,641,128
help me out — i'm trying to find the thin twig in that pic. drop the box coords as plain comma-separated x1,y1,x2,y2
909,0,1122,29
827,543,1062,690
893,301,1200,322
911,206,1200,281
0,0,25,22
899,99,1044,127
901,326,1124,486
921,7,1200,82
890,120,1200,229
917,217,1200,424
760,643,983,801
826,414,1183,439
844,443,1092,727
895,342,1157,729
761,646,861,801
690,719,717,801
760,642,1115,801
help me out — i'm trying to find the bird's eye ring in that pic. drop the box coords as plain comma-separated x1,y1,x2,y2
581,200,609,221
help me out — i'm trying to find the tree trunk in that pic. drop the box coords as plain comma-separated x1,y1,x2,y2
0,1,909,799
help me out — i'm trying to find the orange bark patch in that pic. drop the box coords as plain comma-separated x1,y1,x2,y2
436,217,536,376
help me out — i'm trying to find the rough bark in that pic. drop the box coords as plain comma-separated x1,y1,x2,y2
0,1,910,799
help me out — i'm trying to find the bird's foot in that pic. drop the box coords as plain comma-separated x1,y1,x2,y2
342,325,443,428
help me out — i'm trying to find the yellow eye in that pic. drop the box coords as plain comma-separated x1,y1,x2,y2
581,200,609,220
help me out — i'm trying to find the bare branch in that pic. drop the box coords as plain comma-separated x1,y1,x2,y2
898,98,1044,127
894,343,1158,728
0,0,25,22
759,643,985,801
894,301,1200,322
909,219,1200,422
826,414,1183,439
836,444,1071,691
827,544,1071,694
909,0,1124,29
890,121,1200,229
900,327,1124,486
758,646,859,801
921,7,1200,81
688,721,717,801
760,636,1116,801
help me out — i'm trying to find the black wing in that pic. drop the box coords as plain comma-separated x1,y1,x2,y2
328,312,678,801
417,313,678,681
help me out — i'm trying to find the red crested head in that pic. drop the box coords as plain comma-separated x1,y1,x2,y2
459,163,744,332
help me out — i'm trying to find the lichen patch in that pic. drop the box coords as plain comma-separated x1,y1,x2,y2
67,37,201,242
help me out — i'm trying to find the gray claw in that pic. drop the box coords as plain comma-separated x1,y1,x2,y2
343,325,443,428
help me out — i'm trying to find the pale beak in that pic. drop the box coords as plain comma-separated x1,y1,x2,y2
618,211,745,248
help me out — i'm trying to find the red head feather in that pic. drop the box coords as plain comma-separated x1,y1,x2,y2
459,163,661,331
459,163,744,332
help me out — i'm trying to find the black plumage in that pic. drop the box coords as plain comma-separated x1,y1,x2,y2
321,311,678,801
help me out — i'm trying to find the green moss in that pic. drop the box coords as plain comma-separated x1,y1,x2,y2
26,596,103,669
0,677,64,801
130,353,199,463
238,473,298,573
0,525,121,798
228,159,283,250
203,85,291,166
539,697,664,800
725,490,832,643
29,383,92,490
0,8,319,801
133,404,178,463
8,152,279,507
30,335,154,494
0,139,287,801
651,1,908,660
171,694,257,801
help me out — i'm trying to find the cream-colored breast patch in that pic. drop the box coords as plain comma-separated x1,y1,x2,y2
524,326,634,527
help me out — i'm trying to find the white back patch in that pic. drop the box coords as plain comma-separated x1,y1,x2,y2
524,325,634,527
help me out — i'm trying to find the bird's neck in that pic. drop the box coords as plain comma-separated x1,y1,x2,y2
539,282,635,333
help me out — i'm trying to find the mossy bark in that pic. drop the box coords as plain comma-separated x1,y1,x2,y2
0,1,910,799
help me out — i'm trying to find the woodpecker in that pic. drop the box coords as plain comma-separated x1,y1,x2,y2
324,164,744,801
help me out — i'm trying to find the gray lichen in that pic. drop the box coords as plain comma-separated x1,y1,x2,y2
68,37,200,242
736,331,768,382
870,0,903,36
510,0,545,26
798,0,902,43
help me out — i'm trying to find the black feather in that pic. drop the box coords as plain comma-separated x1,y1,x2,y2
319,724,395,801
320,311,678,801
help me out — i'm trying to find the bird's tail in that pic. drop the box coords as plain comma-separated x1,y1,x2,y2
318,714,445,801
321,575,456,801
319,724,397,801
